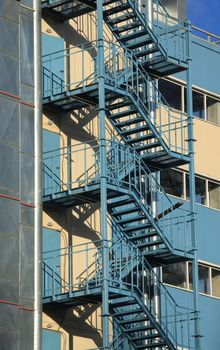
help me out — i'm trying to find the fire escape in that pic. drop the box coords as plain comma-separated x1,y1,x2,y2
41,1,198,349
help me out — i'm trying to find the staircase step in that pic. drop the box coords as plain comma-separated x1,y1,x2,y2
130,332,160,341
121,125,148,136
137,240,163,248
127,133,155,144
108,100,132,110
111,298,137,308
118,215,145,225
109,197,133,208
129,231,158,241
112,206,139,216
113,308,143,317
114,21,141,34
111,108,137,120
135,141,161,151
104,3,130,16
106,12,136,25
136,342,166,349
116,117,143,128
136,46,158,58
121,29,146,42
119,316,148,325
122,222,152,233
126,324,155,333
126,35,153,50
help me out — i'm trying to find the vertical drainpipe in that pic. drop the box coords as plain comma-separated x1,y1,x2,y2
186,21,201,350
33,0,42,349
97,0,109,348
146,0,161,330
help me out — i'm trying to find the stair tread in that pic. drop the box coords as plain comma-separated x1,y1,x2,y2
130,332,160,341
113,308,143,317
108,100,132,110
129,232,158,241
120,29,147,42
136,342,166,349
112,206,139,216
111,108,137,120
118,215,145,225
109,197,133,208
106,12,136,25
104,3,130,16
136,46,158,58
126,324,155,333
135,141,161,151
119,316,148,325
137,240,163,248
121,125,148,136
122,222,152,233
126,36,153,49
127,133,155,143
114,21,141,34
116,117,143,128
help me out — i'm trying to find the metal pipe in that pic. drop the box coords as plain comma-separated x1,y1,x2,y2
97,0,110,348
33,0,42,349
186,21,201,350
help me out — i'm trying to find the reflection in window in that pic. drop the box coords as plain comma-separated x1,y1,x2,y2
158,79,182,111
186,175,206,205
163,263,187,288
160,169,184,198
193,91,204,119
212,269,220,298
207,96,220,125
208,181,220,210
199,265,210,295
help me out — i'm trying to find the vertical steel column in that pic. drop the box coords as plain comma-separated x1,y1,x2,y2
97,0,109,348
186,21,201,350
33,0,42,349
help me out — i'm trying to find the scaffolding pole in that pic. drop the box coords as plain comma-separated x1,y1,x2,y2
97,0,110,348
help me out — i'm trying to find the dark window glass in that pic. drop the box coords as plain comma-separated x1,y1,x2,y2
163,262,187,288
207,96,220,125
208,181,220,210
188,262,193,290
193,91,204,119
212,268,220,298
160,169,183,198
186,175,206,205
158,79,182,111
199,265,210,294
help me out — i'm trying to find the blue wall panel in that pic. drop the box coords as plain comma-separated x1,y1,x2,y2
176,37,220,95
42,329,61,350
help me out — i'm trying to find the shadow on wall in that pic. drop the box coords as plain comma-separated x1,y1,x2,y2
44,303,103,349
44,202,101,244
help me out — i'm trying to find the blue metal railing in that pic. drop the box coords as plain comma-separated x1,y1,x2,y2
42,239,195,349
42,41,190,156
43,139,193,254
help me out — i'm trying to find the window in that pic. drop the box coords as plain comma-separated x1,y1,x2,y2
160,169,184,198
198,265,210,295
206,96,220,125
193,90,205,119
158,79,182,111
186,174,206,205
163,262,220,299
163,262,187,288
212,268,220,298
208,181,220,210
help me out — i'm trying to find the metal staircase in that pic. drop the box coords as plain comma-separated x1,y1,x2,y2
43,239,194,349
41,1,196,349
42,0,189,76
43,42,190,169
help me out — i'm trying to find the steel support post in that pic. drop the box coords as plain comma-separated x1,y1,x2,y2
33,0,42,349
186,21,201,350
97,0,110,348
